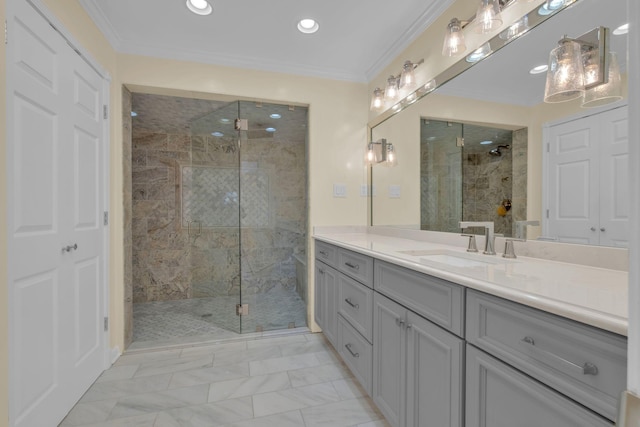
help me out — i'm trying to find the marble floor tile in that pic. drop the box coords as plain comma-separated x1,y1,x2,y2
287,363,352,388
80,374,173,403
155,397,254,427
64,332,390,427
300,397,383,427
248,352,321,376
222,410,305,427
133,355,214,378
108,384,209,420
207,372,291,402
168,362,250,389
252,381,341,418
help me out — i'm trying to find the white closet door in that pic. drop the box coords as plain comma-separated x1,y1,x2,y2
598,106,629,248
6,1,106,426
547,116,600,244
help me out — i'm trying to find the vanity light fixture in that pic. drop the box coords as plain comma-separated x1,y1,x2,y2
369,59,423,111
384,75,399,102
474,0,503,34
544,27,615,104
186,0,212,16
297,18,319,34
370,88,385,110
365,139,397,167
582,51,622,108
399,60,417,91
442,18,467,57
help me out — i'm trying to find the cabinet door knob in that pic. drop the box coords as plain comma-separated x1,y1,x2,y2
600,227,606,232
395,318,405,328
590,227,596,232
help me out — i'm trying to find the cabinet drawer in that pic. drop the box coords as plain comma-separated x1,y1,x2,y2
466,290,627,421
338,274,373,343
338,315,373,396
374,260,464,337
337,248,373,287
466,345,612,427
315,240,338,268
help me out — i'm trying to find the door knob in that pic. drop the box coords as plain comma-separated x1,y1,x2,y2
62,244,78,253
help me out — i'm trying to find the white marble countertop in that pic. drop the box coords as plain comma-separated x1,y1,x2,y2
313,229,628,336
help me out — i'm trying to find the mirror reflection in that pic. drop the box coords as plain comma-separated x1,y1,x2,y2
371,0,628,247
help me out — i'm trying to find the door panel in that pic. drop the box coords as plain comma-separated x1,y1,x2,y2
7,1,107,425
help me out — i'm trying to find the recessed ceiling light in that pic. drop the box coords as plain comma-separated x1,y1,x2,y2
130,111,138,117
466,43,492,63
270,113,282,119
480,140,493,145
613,23,629,35
266,127,276,133
538,0,565,16
186,0,212,15
297,18,319,34
211,132,224,137
529,64,548,74
219,118,231,124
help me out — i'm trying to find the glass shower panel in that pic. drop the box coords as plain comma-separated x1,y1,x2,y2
186,101,242,334
420,120,463,232
237,101,308,333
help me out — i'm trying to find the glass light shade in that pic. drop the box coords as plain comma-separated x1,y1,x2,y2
370,88,384,110
399,61,416,91
544,38,585,103
474,0,503,34
499,15,529,40
442,18,466,57
365,143,377,165
186,0,212,15
384,76,399,101
582,52,623,108
384,144,398,167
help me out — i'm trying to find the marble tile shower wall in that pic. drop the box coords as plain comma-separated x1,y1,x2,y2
123,87,134,346
131,128,306,303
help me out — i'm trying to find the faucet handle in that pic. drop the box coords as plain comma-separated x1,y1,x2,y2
461,234,479,253
502,237,525,259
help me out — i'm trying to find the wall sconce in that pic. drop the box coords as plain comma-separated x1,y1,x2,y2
369,59,423,111
365,139,397,167
543,26,620,107
474,0,503,34
442,18,467,57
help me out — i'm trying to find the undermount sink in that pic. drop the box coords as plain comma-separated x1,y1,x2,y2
397,249,512,268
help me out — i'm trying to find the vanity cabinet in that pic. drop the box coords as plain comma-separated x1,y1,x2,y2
373,293,464,427
466,344,612,427
314,260,339,346
372,260,464,427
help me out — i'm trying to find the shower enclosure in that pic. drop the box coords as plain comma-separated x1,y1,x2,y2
420,119,528,237
129,94,308,344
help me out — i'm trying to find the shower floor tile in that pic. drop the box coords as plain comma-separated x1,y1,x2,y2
132,287,307,348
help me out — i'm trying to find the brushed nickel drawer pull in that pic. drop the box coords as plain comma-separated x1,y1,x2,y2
345,343,359,358
345,262,360,270
319,250,328,257
62,243,78,253
521,336,599,376
344,298,359,309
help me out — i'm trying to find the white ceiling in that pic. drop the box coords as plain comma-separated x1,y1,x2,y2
80,0,454,82
437,0,628,106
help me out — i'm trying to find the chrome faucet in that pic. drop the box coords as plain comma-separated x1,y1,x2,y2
503,220,540,259
459,221,495,255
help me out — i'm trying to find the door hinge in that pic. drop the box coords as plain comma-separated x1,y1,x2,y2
234,118,248,131
546,209,550,219
236,304,249,316
103,105,108,120
104,317,109,332
103,211,109,226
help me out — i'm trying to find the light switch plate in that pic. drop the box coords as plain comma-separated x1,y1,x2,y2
389,185,401,198
360,184,369,197
333,183,347,198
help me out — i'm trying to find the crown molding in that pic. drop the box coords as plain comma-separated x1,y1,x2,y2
79,0,123,51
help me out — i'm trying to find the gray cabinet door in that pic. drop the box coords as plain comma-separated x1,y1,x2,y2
373,293,406,427
466,345,612,427
314,262,339,346
406,311,464,427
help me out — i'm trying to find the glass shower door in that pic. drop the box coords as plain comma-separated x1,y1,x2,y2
185,101,242,334
236,100,308,333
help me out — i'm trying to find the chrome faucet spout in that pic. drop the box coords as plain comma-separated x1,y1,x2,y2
458,221,495,255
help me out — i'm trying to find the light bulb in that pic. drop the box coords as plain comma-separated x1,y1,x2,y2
544,38,585,103
474,0,503,34
399,61,416,91
384,76,399,101
442,18,466,57
582,51,623,108
370,88,384,110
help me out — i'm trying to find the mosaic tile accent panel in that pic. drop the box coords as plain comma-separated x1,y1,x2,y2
181,166,270,228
